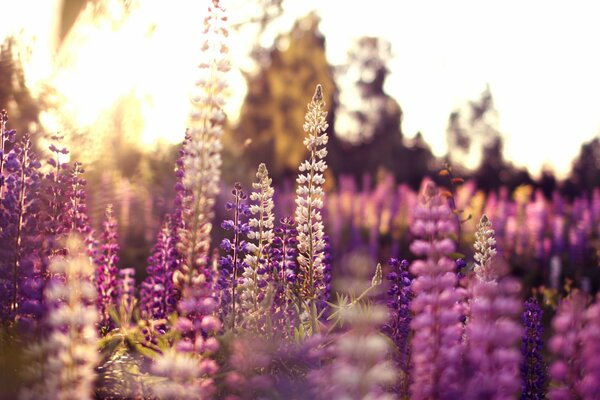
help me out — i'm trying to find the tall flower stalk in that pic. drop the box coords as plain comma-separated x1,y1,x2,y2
409,182,463,400
95,205,119,332
549,290,587,399
382,258,412,397
579,294,600,398
177,0,230,280
240,163,275,333
0,133,43,326
295,84,329,333
521,297,547,399
465,215,522,400
218,183,249,330
20,237,98,400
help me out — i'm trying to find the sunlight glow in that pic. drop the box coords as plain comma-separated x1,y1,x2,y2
3,0,600,178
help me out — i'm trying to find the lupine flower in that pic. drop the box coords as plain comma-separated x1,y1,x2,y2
153,275,221,400
295,84,329,332
0,109,10,197
465,214,523,399
409,182,464,400
20,236,98,400
465,277,522,399
548,290,587,400
140,216,179,321
316,307,396,400
237,164,275,332
382,258,412,397
41,136,72,243
218,183,250,330
578,294,600,398
177,0,230,277
319,235,333,311
521,297,547,400
151,349,213,400
0,133,44,326
155,4,230,396
311,257,396,400
269,216,299,338
140,135,190,322
95,205,119,332
473,214,498,282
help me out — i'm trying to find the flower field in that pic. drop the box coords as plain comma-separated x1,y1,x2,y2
2,1,600,399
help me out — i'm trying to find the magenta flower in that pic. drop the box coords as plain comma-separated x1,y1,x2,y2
409,182,464,400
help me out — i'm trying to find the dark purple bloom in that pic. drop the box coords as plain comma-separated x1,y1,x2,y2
521,297,547,400
382,258,412,396
268,217,299,338
0,133,44,327
140,215,181,321
217,183,249,330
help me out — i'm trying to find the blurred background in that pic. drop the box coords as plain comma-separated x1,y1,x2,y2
2,0,600,290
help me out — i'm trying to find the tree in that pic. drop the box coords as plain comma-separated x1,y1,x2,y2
231,12,336,183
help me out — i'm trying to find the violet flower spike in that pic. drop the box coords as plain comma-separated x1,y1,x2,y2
217,182,249,331
409,182,464,400
548,290,587,400
578,294,600,398
520,297,547,400
382,258,412,397
95,204,119,332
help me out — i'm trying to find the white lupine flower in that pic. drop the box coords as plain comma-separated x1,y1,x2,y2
295,85,329,318
21,237,99,400
179,0,230,277
151,350,204,400
474,214,499,282
239,163,276,331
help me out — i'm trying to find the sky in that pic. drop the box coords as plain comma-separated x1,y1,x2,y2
2,0,600,179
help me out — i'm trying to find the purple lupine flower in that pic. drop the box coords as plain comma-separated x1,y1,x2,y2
295,85,329,332
382,258,412,397
95,205,119,332
465,277,522,399
0,133,44,327
578,294,600,398
140,135,188,322
0,110,17,200
319,235,333,310
548,290,587,400
63,162,98,267
162,4,231,390
155,275,221,400
269,217,299,338
409,182,464,400
217,183,249,330
465,214,523,400
140,215,179,321
41,136,72,242
521,297,547,400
